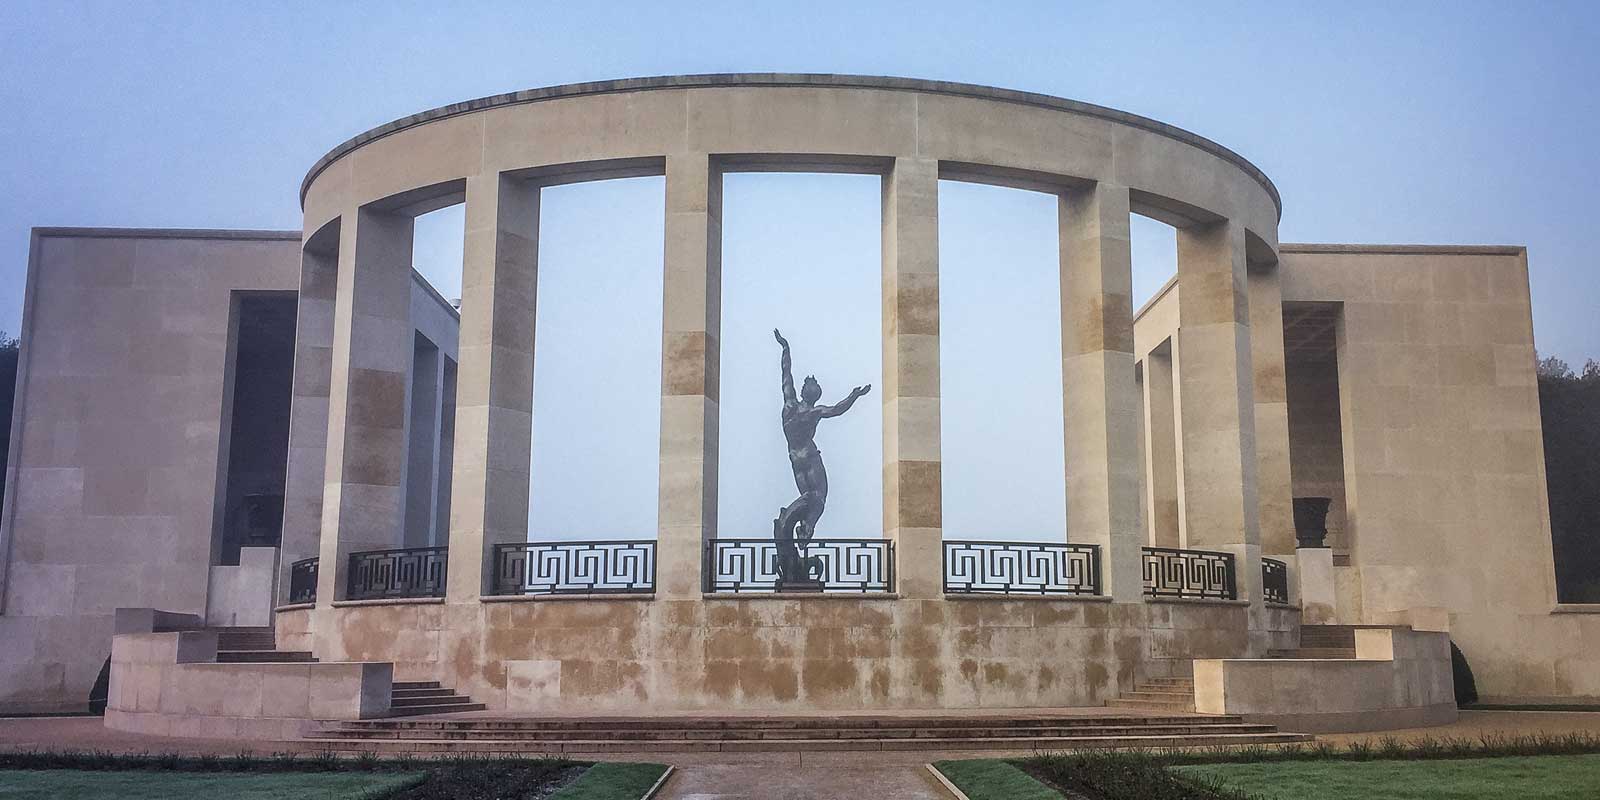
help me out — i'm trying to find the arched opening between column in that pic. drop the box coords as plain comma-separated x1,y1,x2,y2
716,172,884,542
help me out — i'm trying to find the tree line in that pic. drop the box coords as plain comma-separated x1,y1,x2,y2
1538,356,1600,602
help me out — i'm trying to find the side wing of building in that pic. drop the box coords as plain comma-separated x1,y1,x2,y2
0,228,301,713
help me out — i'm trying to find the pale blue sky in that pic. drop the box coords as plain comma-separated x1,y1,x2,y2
3,1,1596,541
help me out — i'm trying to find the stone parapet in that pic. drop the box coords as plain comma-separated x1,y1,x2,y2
280,594,1296,715
1192,626,1455,733
105,624,393,738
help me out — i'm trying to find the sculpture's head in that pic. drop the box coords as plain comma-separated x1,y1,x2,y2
801,375,822,405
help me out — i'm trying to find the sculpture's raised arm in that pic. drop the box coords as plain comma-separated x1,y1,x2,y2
774,328,796,404
820,384,872,418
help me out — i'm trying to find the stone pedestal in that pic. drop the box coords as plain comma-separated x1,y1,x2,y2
1294,546,1337,624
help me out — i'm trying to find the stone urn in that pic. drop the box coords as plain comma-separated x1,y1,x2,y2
1292,497,1333,548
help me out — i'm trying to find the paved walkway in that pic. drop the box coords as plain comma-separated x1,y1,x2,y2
659,757,945,800
5,711,1600,799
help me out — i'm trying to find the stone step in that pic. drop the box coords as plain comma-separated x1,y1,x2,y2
392,681,442,691
384,705,492,718
328,714,1244,733
300,731,1312,754
1116,690,1195,703
1268,647,1356,659
216,650,317,663
210,627,277,651
391,688,459,700
1104,699,1196,712
390,694,478,708
309,723,1284,742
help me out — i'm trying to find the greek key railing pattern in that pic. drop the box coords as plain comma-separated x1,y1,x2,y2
1262,556,1290,605
943,541,1101,596
1141,546,1236,600
287,557,318,604
704,538,894,594
346,546,448,601
493,540,656,595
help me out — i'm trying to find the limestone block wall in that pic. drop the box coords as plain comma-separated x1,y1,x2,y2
1278,245,1598,704
0,229,301,713
276,597,1297,714
1193,626,1455,732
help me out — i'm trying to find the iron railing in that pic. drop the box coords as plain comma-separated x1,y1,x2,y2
287,557,319,604
493,540,656,595
703,538,894,593
346,546,448,601
1141,546,1236,600
943,541,1101,596
1262,557,1290,605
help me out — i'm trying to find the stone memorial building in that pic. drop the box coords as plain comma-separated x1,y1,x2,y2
0,75,1592,743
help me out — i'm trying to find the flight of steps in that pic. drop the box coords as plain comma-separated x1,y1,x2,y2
210,626,318,663
301,711,1310,753
387,681,487,717
1268,625,1357,659
1106,677,1197,713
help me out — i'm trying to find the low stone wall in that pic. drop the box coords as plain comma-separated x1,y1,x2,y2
105,626,392,739
1192,627,1455,732
276,596,1299,714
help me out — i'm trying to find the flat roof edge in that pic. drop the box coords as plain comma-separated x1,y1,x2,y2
32,227,302,241
1280,243,1526,256
299,73,1282,217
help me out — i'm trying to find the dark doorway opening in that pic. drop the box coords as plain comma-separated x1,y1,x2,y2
215,292,297,566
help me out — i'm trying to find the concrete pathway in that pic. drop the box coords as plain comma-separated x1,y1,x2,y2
660,757,946,800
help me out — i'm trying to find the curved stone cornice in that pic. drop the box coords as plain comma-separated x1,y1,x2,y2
299,72,1281,217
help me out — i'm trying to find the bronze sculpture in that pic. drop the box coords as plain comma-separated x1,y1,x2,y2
772,329,870,589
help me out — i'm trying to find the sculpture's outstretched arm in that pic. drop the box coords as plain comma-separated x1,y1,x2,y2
775,328,797,404
820,384,872,418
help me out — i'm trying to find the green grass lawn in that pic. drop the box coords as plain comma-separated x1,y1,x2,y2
549,762,670,800
932,759,1062,800
0,770,425,800
1181,754,1600,800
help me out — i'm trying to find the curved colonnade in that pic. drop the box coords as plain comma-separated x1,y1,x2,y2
276,74,1291,712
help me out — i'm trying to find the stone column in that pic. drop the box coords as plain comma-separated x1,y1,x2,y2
445,174,539,601
1174,220,1262,603
316,206,416,602
881,157,942,600
1141,342,1181,548
278,232,336,605
657,153,721,599
403,338,441,549
1058,183,1143,601
1249,267,1296,556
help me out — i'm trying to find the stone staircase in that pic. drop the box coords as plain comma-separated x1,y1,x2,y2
168,624,481,718
386,681,487,717
210,626,318,663
1106,677,1197,712
302,710,1310,753
1268,625,1357,659
1108,626,1364,713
